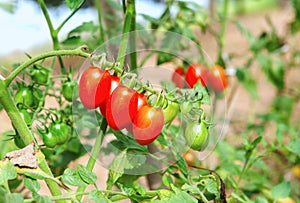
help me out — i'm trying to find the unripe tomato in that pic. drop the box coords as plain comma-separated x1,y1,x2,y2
106,85,136,130
184,121,209,151
42,131,57,148
186,64,208,88
79,66,111,109
19,109,32,126
49,122,70,145
207,65,227,93
30,66,49,85
15,87,34,108
171,67,185,88
180,101,192,114
99,76,120,117
62,80,77,102
163,101,179,124
133,105,164,145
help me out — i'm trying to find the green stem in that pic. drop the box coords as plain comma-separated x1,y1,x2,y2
117,0,134,69
94,0,106,45
56,0,86,33
76,118,108,201
129,0,137,72
37,0,65,72
217,0,229,66
5,46,90,86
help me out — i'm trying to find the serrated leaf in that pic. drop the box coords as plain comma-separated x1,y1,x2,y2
65,0,83,10
61,168,87,187
4,193,23,203
76,164,97,185
0,160,17,184
107,151,127,189
112,131,148,153
271,181,291,199
24,178,40,193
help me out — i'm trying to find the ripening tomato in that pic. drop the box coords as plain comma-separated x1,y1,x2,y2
126,92,148,133
184,121,209,151
185,64,208,88
172,67,185,88
106,85,136,130
163,101,179,124
133,105,164,145
79,66,111,109
99,76,120,117
207,65,227,93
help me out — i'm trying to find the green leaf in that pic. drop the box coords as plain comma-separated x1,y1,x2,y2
89,190,112,203
34,196,52,203
271,181,291,199
206,179,219,196
254,196,269,203
236,68,259,99
106,151,127,189
162,174,173,187
193,82,211,105
69,21,98,35
76,164,97,185
24,178,40,193
61,168,87,187
286,140,300,156
0,160,17,184
62,36,82,46
4,193,23,203
140,14,160,25
0,2,16,13
112,131,148,153
65,0,83,10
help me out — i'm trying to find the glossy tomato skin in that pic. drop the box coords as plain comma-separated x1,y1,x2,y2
172,67,185,88
30,66,49,85
42,131,57,148
126,92,148,133
15,87,34,108
49,122,71,145
186,64,208,88
207,65,227,93
163,101,179,124
133,105,164,145
99,76,120,117
184,121,209,151
79,66,111,109
106,85,136,130
62,80,76,102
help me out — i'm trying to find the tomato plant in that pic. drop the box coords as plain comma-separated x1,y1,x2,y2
79,66,111,109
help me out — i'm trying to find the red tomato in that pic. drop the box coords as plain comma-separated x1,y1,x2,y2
126,92,148,133
171,67,185,88
133,105,164,145
207,65,227,92
106,85,136,130
99,76,120,117
79,66,111,109
185,64,208,88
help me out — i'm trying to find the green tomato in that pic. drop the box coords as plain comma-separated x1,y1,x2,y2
62,80,76,102
19,109,32,126
184,121,209,151
49,122,71,145
30,66,49,85
163,101,179,124
180,101,192,114
42,131,57,148
15,87,34,108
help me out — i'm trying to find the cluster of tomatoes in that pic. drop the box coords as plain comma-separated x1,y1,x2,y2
79,66,176,145
172,64,227,92
12,65,76,148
